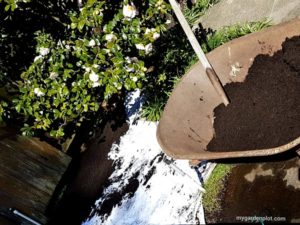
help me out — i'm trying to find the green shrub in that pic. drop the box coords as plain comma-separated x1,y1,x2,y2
0,0,29,11
1,0,171,137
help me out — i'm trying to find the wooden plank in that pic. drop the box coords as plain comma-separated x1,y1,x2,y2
0,128,71,224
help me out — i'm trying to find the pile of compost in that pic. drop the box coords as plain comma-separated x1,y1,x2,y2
207,36,300,152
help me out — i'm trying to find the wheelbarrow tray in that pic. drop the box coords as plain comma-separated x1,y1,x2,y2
157,18,300,160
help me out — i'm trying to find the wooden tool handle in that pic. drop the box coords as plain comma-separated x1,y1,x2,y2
169,0,229,106
206,68,229,106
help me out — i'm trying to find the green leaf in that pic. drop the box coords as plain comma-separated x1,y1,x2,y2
57,128,65,137
11,3,16,11
83,104,88,112
48,89,57,96
87,0,96,7
27,106,33,115
71,23,77,29
15,104,21,113
4,4,10,11
54,98,60,107
50,130,57,137
78,20,85,31
53,109,60,119
76,104,81,111
67,109,72,115
62,86,69,96
95,103,99,111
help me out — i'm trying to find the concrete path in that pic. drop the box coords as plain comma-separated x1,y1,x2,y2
194,0,300,30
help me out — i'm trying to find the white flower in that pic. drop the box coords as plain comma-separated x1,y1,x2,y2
132,76,138,82
131,57,138,63
34,88,44,97
89,71,99,82
122,33,127,39
145,43,153,54
58,40,63,47
105,33,116,42
93,9,100,15
76,61,82,67
125,56,131,64
104,49,111,53
39,47,50,56
123,3,137,19
34,55,42,62
89,39,96,47
125,56,138,64
166,19,171,24
49,72,58,80
135,43,145,50
145,28,156,34
153,32,160,40
84,66,91,73
92,81,100,88
145,28,151,34
103,25,108,32
126,67,134,72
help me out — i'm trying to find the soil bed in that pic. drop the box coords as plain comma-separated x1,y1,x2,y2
206,156,300,223
207,36,300,152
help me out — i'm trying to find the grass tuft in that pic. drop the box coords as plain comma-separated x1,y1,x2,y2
141,97,166,122
203,164,232,213
202,19,271,52
184,0,220,25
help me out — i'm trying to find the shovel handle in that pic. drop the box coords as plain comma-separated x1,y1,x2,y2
206,68,229,106
169,0,229,105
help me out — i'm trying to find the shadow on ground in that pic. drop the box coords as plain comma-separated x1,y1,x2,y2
46,102,129,225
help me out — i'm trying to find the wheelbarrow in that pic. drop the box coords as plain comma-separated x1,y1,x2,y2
156,7,300,161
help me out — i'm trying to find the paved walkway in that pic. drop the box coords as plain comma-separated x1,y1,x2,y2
194,0,300,30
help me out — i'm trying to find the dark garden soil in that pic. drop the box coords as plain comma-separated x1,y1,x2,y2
206,156,300,224
207,36,300,152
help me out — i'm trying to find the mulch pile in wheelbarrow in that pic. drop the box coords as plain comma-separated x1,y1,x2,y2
208,36,300,152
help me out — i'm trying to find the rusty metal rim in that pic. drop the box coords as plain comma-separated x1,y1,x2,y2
157,129,300,160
